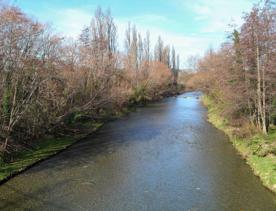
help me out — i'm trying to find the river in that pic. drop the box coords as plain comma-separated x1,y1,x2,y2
0,92,275,211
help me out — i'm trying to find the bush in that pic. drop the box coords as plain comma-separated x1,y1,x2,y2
254,143,276,157
232,121,257,138
129,85,151,105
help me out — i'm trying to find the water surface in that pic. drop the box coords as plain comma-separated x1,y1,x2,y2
0,92,275,210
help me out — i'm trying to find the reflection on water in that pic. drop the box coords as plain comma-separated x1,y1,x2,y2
0,92,275,211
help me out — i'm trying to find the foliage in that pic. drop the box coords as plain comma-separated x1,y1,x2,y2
189,0,276,134
0,5,180,157
129,85,151,105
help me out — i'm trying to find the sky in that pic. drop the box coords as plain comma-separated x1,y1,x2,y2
12,0,259,68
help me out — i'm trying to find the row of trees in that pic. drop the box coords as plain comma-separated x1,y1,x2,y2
0,5,181,154
188,0,275,135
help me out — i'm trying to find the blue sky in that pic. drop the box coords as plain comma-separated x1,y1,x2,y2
14,0,259,67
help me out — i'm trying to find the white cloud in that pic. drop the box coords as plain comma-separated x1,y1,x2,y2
47,7,223,68
51,8,93,38
131,14,171,24
179,0,257,33
115,18,221,68
45,0,258,68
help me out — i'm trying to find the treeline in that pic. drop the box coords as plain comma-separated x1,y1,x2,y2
0,6,181,154
187,0,275,136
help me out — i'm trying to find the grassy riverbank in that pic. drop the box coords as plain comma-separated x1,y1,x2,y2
0,104,136,183
202,95,276,194
0,87,183,184
0,121,103,183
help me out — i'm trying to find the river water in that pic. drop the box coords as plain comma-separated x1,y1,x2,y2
0,92,275,211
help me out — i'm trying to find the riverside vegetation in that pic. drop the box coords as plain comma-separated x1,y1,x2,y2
0,5,182,181
0,0,275,196
184,1,276,193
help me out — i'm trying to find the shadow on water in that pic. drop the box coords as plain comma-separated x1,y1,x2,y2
0,179,74,211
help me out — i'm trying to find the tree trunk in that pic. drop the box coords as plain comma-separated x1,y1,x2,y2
261,66,267,135
256,38,266,134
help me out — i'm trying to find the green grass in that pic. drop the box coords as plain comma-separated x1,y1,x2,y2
0,99,139,183
0,121,103,182
202,95,276,194
0,88,179,183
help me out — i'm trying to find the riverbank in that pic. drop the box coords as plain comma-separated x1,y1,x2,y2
0,120,104,184
0,86,183,185
0,104,137,184
2,91,276,210
202,95,276,194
